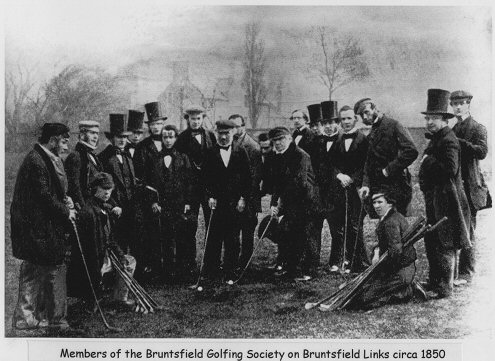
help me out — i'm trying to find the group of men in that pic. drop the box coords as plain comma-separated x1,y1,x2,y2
10,88,489,330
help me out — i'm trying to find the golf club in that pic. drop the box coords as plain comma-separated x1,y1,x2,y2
189,206,215,290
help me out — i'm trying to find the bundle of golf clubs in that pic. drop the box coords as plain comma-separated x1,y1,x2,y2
305,215,448,312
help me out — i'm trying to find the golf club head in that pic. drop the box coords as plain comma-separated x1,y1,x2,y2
304,302,316,310
318,304,331,312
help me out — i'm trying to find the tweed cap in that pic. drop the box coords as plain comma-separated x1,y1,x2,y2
371,189,396,204
450,90,473,101
79,120,100,129
216,119,237,130
90,172,114,190
268,127,291,140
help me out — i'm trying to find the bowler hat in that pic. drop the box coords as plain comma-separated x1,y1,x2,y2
421,89,455,118
90,172,114,190
40,123,70,141
321,101,339,122
268,127,291,140
144,102,168,123
105,114,131,139
450,90,473,101
258,215,280,244
215,119,237,130
307,104,322,125
127,110,145,132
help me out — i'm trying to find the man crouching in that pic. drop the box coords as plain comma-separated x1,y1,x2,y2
68,172,136,311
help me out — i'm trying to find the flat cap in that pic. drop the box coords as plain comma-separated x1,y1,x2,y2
371,188,396,204
216,119,237,130
40,123,70,139
268,126,291,140
184,105,205,115
90,172,114,190
354,98,372,115
450,90,473,101
79,120,100,129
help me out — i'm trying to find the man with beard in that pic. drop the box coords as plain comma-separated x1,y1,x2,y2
356,98,418,218
290,109,316,156
450,90,489,283
98,114,137,256
125,109,145,159
419,89,471,299
11,123,75,332
202,119,252,284
230,114,262,270
147,125,196,283
65,120,104,209
332,106,370,273
269,127,320,281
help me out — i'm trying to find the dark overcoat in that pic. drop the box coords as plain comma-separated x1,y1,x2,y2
65,142,103,208
234,132,262,212
311,134,340,211
260,151,276,195
11,144,70,265
175,127,217,172
292,126,316,157
270,142,320,218
452,116,489,211
363,115,418,214
334,130,369,188
133,136,164,181
419,126,471,250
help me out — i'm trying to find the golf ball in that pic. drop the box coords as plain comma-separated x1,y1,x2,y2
197,286,203,292
227,280,234,285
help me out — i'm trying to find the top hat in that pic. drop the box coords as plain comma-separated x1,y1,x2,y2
127,110,145,132
421,89,455,118
105,114,131,138
450,90,473,101
307,104,322,125
321,101,339,122
40,123,70,140
144,102,168,123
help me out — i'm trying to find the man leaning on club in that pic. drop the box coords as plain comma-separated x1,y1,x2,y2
11,123,76,333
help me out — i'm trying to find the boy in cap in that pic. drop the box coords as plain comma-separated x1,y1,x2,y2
450,90,489,282
98,114,137,257
344,190,417,309
419,89,471,299
65,120,104,208
269,126,320,281
125,110,146,159
68,172,136,311
146,124,197,283
201,119,252,283
355,97,418,218
11,123,75,332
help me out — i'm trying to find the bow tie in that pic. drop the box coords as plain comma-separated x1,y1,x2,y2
115,148,123,155
151,134,162,141
191,130,202,136
218,145,231,151
424,132,433,140
127,143,136,149
294,129,304,136
162,149,174,156
323,134,338,142
342,132,357,140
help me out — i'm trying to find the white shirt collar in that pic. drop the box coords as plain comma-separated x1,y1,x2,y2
39,143,59,161
275,146,290,155
79,140,97,150
344,127,358,135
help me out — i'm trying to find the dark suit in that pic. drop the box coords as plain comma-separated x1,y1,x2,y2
363,115,418,217
260,151,276,196
147,148,198,278
419,126,471,297
99,145,137,253
346,208,416,310
452,116,489,277
234,132,262,267
124,143,137,159
331,130,370,271
292,126,316,156
65,142,103,208
11,144,70,328
271,143,320,276
202,144,252,278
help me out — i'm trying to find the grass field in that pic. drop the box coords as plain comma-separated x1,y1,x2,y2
4,151,493,339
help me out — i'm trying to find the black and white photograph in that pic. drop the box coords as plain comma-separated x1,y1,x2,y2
2,0,494,360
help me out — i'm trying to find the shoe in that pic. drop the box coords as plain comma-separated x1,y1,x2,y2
274,269,288,277
453,279,468,287
329,265,339,273
294,275,312,282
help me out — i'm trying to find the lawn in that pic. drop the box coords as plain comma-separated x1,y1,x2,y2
4,151,493,339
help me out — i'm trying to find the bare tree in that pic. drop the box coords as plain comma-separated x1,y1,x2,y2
5,64,36,136
242,21,267,129
308,26,370,100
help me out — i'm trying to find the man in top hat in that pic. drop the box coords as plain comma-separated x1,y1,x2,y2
307,103,324,136
98,114,137,256
65,120,104,209
175,106,217,251
146,124,197,282
202,119,252,283
356,97,418,218
419,89,471,298
269,126,320,281
230,114,263,270
450,90,489,282
125,110,146,159
331,105,370,273
290,109,316,156
133,102,167,180
311,101,342,273
11,123,75,332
